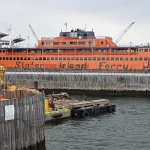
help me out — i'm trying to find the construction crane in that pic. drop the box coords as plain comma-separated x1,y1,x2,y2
114,22,135,44
29,24,39,44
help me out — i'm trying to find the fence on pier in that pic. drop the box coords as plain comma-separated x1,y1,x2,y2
6,72,150,91
0,88,45,150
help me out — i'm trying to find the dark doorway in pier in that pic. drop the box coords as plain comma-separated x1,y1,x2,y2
34,81,38,90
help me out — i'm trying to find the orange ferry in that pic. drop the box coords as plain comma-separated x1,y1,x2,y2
0,28,150,70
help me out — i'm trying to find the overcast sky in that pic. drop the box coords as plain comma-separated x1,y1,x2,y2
1,0,150,46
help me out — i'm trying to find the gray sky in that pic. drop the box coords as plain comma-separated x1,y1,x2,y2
1,0,150,46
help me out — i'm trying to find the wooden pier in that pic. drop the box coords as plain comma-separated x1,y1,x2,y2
0,88,46,150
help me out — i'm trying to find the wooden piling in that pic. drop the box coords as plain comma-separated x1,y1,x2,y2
0,88,45,150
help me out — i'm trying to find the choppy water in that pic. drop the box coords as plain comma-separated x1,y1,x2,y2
45,96,150,150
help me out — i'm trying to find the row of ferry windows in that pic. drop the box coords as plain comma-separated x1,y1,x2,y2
0,49,150,53
0,57,150,61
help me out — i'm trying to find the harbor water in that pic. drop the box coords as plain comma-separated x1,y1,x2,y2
45,95,150,150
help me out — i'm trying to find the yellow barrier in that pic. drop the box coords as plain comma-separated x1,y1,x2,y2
45,99,51,113
45,99,70,114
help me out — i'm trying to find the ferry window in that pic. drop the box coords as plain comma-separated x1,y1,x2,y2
88,57,92,60
78,42,85,45
24,57,27,60
6,57,9,60
43,57,46,60
144,57,148,60
55,57,58,60
120,57,124,60
13,57,16,60
134,57,138,60
139,57,143,61
10,57,12,60
47,57,50,60
106,57,109,60
28,58,30,60
125,57,128,60
102,57,105,61
51,57,54,60
46,42,50,45
37,50,42,53
71,57,74,60
115,57,119,60
67,57,70,60
0,57,1,60
54,42,60,45
130,57,133,61
111,57,114,60
101,41,104,45
20,57,23,60
3,50,5,53
62,42,67,45
144,49,148,52
35,57,38,60
59,57,62,60
97,57,100,60
44,50,49,53
76,57,79,60
88,41,93,45
80,57,83,60
84,57,87,60
63,57,66,60
93,57,96,60
42,42,44,45
39,57,42,60
139,49,143,52
70,42,77,45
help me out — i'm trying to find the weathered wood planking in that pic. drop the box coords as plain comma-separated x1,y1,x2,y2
0,89,45,150
6,72,150,92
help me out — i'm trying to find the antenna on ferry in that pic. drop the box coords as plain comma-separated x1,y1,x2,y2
64,22,68,32
84,23,87,31
5,23,12,48
6,24,12,34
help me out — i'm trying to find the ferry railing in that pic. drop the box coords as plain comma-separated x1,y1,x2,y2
12,53,28,55
118,43,150,47
43,52,58,55
41,37,55,40
40,36,110,40
52,45,89,48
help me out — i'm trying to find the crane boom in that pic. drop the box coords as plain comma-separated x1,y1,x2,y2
115,22,135,43
29,24,39,44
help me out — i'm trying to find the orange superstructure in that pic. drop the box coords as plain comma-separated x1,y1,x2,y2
37,29,117,48
0,29,150,71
